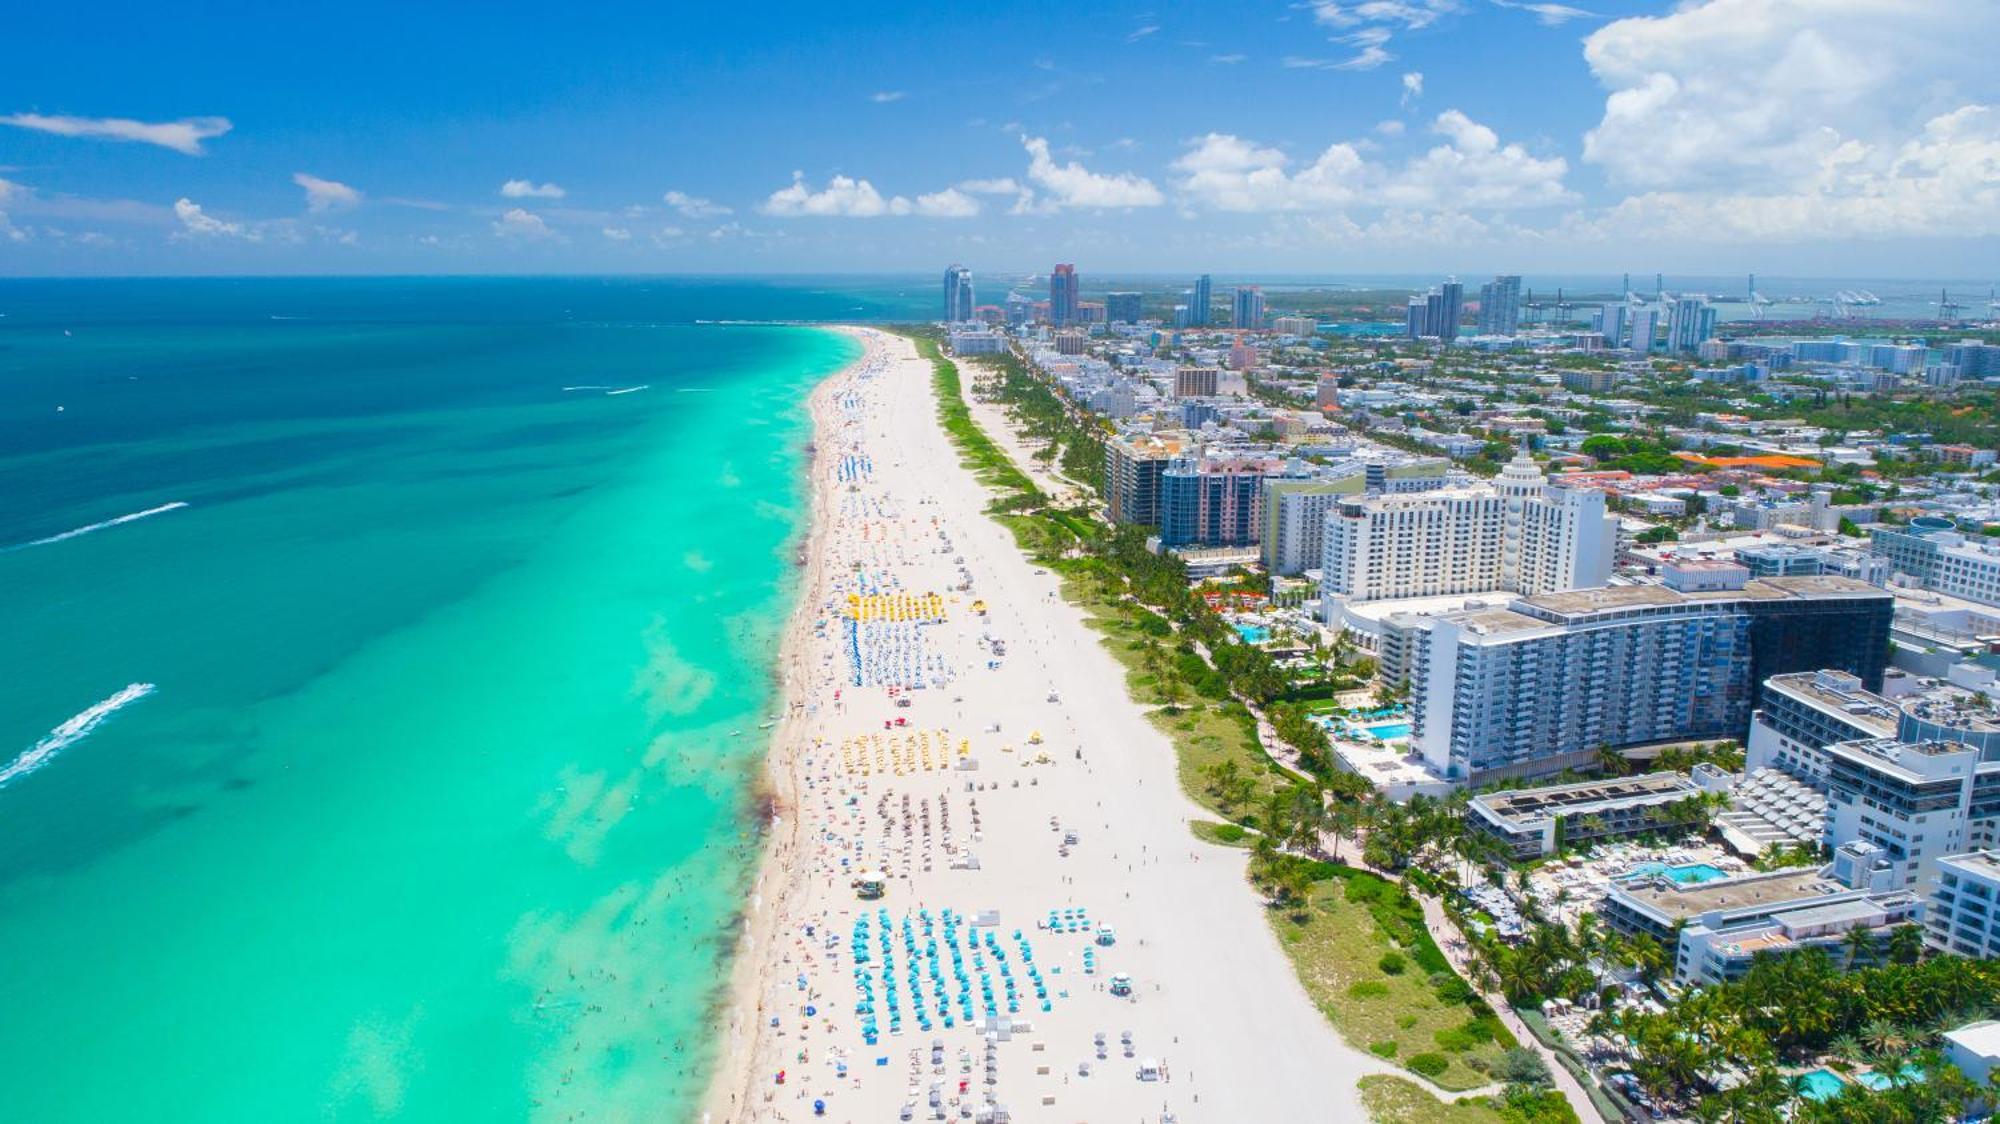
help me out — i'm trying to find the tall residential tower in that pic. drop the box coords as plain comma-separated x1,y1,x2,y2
942,264,975,323
1048,264,1079,327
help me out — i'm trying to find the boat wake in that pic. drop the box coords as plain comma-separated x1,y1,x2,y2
3,502,189,553
562,385,613,392
605,385,650,396
0,683,156,790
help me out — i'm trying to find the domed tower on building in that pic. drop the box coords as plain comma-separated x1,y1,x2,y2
1496,446,1548,500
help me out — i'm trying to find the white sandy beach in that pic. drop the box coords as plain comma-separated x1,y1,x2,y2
704,327,1381,1123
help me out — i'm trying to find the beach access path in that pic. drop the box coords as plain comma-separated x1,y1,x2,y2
705,328,1383,1122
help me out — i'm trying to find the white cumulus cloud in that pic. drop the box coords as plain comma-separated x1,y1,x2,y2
602,226,632,241
0,113,232,155
1578,0,2000,240
1582,0,1987,191
1600,104,2000,240
1019,135,1164,209
172,197,243,237
662,190,731,217
762,173,902,217
492,208,559,240
1172,109,1571,213
293,172,360,213
500,179,566,199
912,188,980,218
760,173,984,217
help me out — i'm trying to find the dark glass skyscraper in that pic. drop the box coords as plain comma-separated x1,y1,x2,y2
1191,274,1212,327
942,264,975,322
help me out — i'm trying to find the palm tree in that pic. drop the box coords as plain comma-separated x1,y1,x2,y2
1325,799,1359,863
1595,743,1630,777
1285,784,1330,856
1259,788,1295,847
1626,932,1669,986
1886,923,1926,966
1859,1017,1908,1057
1842,924,1879,970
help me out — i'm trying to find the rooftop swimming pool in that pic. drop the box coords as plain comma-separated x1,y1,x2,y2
1628,861,1729,885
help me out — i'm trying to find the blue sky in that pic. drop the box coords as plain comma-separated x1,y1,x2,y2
3,0,1998,276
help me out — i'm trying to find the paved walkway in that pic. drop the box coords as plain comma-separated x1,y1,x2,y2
1416,893,1608,1123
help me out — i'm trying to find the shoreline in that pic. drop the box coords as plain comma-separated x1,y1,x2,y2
703,327,1378,1122
701,325,867,1123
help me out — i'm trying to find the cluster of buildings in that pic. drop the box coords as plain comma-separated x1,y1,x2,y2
935,261,2000,1075
1464,661,2000,989
935,263,2000,1113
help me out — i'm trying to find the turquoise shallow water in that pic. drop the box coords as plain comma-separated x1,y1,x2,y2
0,278,886,1120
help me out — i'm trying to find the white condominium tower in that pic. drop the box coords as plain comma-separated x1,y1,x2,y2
1319,449,1616,604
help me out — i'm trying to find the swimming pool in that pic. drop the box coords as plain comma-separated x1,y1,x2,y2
1366,722,1411,740
1234,624,1270,644
1856,1064,1923,1090
1796,1069,1846,1101
1628,862,1729,885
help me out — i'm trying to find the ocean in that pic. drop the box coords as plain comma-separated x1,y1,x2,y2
0,278,926,1120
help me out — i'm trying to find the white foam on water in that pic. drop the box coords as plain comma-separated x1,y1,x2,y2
604,385,650,396
561,385,613,392
0,683,156,790
3,502,189,553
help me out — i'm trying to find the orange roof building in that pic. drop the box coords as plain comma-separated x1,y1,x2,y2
1672,451,1822,470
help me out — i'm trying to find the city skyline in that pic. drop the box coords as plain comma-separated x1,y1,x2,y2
4,0,1999,276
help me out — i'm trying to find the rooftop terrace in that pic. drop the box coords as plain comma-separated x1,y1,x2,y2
1615,867,1844,920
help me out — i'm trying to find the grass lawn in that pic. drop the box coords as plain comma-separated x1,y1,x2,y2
1272,869,1510,1092
1359,1076,1505,1123
1360,1075,1578,1124
1149,702,1289,819
1189,819,1253,847
1053,572,1293,824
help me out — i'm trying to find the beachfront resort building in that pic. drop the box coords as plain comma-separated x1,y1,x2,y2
1748,668,2000,786
1158,452,1287,549
1101,432,1186,527
1259,457,1455,576
1408,573,1893,784
1318,450,1617,607
1601,864,1922,986
1926,851,2000,959
1823,737,2000,892
1467,772,1706,860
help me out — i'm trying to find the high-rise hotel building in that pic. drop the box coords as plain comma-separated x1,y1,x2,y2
1319,451,1617,604
1407,568,1893,783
